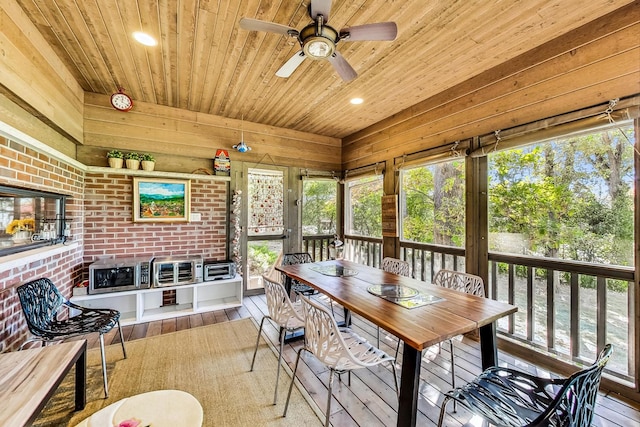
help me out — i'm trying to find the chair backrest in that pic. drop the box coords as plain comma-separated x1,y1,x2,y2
299,295,361,370
282,253,314,266
381,257,411,277
534,344,613,426
280,253,315,286
433,269,485,297
262,275,304,328
16,278,65,335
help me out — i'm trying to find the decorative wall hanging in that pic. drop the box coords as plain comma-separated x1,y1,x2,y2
247,169,284,236
232,189,243,276
133,177,191,222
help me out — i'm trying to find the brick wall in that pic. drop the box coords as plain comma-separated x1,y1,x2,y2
0,140,230,353
0,137,85,352
83,173,229,262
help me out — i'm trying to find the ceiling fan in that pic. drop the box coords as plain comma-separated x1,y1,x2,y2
239,0,397,82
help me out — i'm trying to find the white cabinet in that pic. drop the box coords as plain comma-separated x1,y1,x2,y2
70,276,242,325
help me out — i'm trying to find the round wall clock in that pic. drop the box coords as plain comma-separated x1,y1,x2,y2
110,89,133,112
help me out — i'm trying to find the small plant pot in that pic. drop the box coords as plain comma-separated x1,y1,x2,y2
125,159,140,170
108,158,124,168
141,160,155,171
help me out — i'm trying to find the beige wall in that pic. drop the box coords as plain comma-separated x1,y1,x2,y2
78,93,342,173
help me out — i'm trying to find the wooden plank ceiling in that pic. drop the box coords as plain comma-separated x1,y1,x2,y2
14,0,635,139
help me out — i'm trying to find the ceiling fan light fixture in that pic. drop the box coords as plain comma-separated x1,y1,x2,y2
305,38,334,58
300,24,338,60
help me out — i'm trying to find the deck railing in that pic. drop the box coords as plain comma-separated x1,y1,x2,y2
304,234,635,382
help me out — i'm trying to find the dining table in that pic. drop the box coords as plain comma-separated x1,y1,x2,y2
276,259,518,427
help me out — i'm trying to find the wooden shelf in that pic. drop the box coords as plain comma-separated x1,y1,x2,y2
70,276,242,325
86,166,231,181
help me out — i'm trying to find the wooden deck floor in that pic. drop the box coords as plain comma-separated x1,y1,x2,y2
85,294,640,427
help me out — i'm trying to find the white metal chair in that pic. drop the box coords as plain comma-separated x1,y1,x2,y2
378,257,411,346
432,269,485,410
250,275,305,405
381,257,411,277
283,295,399,427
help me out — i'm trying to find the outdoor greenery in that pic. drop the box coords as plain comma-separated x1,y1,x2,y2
488,123,635,268
247,243,279,277
346,175,383,237
302,179,337,235
401,160,465,246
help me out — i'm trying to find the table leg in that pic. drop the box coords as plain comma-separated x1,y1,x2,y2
75,344,86,410
397,342,421,427
479,322,498,370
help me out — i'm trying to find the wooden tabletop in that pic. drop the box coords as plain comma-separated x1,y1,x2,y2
0,340,87,426
277,260,518,351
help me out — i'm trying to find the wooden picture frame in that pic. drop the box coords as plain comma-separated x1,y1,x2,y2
133,177,191,222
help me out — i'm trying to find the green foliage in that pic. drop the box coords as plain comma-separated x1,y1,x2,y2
107,149,123,158
488,124,635,292
141,153,155,162
401,160,465,246
348,176,383,237
302,180,337,235
125,152,141,160
247,244,278,275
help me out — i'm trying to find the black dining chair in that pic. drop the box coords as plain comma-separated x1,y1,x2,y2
437,344,613,427
17,277,127,398
281,252,317,297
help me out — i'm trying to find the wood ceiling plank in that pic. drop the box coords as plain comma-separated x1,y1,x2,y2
10,0,639,141
158,0,178,106
136,0,163,105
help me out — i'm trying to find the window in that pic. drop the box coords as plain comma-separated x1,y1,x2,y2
488,121,635,266
345,175,383,237
399,158,466,246
302,179,337,236
0,185,68,256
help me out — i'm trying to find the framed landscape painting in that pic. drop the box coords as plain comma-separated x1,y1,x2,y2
133,177,191,222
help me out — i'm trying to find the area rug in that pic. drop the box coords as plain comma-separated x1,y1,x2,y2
33,318,321,426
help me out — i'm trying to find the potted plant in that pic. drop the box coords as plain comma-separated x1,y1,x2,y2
106,150,124,168
140,153,155,171
124,152,141,170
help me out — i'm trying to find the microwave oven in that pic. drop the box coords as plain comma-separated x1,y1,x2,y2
152,255,203,287
89,257,152,294
203,260,236,281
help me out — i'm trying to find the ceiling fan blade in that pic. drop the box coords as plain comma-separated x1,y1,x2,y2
310,0,332,22
340,22,398,41
239,18,297,36
276,51,306,78
328,51,357,82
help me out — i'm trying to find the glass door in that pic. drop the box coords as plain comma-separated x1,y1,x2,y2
243,166,290,294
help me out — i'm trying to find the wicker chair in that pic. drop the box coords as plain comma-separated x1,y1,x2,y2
438,344,613,427
16,277,126,398
281,252,317,297
283,295,398,427
250,275,305,405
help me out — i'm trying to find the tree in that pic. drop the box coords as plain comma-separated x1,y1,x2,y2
302,180,337,235
401,159,465,246
488,124,635,267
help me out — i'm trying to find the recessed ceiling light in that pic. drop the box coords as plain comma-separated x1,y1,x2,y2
133,32,157,46
350,98,364,105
